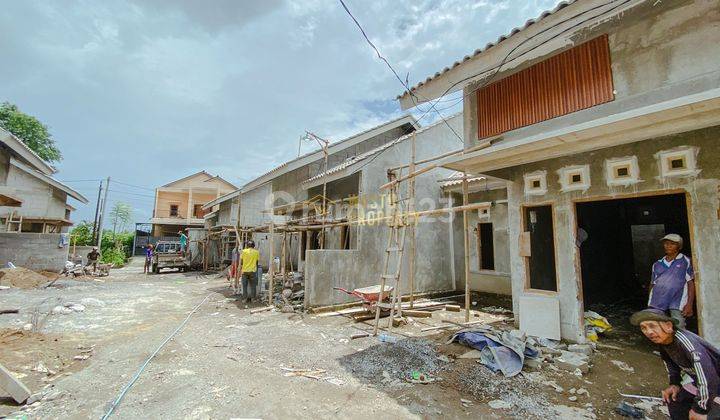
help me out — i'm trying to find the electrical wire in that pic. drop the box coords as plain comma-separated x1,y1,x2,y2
337,0,465,145
101,293,211,420
112,180,156,191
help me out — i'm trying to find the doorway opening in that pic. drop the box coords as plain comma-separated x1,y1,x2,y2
576,193,695,331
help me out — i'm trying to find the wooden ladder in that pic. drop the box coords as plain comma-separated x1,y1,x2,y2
372,179,408,336
5,211,22,232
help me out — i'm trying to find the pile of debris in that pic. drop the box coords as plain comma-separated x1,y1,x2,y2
268,272,304,313
0,267,52,289
449,324,594,377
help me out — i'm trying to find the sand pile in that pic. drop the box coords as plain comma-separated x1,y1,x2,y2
0,267,50,288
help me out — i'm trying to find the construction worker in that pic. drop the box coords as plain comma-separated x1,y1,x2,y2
143,244,154,274
178,230,188,255
648,234,695,329
86,247,100,273
239,240,260,307
630,308,720,419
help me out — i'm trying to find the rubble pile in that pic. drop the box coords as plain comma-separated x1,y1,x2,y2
0,268,51,289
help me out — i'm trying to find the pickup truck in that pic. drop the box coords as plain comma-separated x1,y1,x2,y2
151,241,188,273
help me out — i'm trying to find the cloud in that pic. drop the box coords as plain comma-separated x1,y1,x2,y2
0,0,561,225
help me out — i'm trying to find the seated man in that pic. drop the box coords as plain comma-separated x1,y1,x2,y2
631,308,720,419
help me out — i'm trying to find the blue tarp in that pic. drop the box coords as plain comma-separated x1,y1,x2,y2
451,329,539,377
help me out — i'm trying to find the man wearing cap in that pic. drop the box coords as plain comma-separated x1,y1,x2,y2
631,308,720,419
648,234,695,329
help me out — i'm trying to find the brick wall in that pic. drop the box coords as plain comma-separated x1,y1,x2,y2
0,232,69,271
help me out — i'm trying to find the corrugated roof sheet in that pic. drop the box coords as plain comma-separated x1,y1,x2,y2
303,113,461,184
440,171,486,187
242,114,418,191
397,0,575,101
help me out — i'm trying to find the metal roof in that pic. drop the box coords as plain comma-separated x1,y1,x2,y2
0,126,57,175
240,114,419,192
397,0,576,101
303,113,461,185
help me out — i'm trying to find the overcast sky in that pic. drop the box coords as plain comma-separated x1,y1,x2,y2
1,0,559,226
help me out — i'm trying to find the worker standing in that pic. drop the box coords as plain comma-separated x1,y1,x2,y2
630,308,720,419
648,234,695,329
178,230,188,256
239,240,260,308
86,246,100,273
143,244,154,274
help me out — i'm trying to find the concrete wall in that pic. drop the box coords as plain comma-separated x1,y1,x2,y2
304,116,461,307
0,164,69,224
448,188,512,295
463,0,720,148
0,232,69,271
491,126,720,344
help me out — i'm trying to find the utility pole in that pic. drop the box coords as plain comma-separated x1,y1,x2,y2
304,132,330,249
96,177,111,248
92,181,103,244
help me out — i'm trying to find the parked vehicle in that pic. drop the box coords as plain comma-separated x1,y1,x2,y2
151,241,187,273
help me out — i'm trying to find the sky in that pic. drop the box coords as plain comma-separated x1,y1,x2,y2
1,0,560,226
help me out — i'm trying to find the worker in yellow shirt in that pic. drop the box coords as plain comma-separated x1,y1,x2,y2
239,240,260,306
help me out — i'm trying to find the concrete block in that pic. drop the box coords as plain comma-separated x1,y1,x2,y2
568,344,593,356
519,296,560,340
0,363,31,403
556,354,589,374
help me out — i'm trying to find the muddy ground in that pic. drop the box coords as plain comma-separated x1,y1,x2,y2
0,259,669,419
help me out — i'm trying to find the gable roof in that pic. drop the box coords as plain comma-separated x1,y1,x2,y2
240,114,419,192
397,0,645,110
9,157,88,203
161,170,237,189
302,114,460,189
0,126,56,175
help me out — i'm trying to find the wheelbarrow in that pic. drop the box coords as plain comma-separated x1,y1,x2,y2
333,285,394,312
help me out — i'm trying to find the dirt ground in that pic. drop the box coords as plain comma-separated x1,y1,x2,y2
0,259,670,419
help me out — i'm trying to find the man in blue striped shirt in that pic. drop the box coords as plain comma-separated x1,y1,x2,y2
648,234,695,329
631,308,720,419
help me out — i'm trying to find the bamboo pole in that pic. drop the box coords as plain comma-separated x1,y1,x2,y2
268,223,275,305
462,173,471,323
387,147,463,172
408,133,416,309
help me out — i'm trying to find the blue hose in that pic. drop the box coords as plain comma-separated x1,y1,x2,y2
101,293,211,419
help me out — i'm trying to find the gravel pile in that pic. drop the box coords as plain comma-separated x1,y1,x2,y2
340,337,449,381
459,365,554,417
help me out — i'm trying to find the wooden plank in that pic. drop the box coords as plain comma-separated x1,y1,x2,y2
0,363,31,404
445,304,462,312
403,310,432,318
519,231,532,257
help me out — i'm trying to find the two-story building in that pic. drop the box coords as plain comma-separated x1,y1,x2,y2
399,0,720,344
0,127,88,270
150,171,237,237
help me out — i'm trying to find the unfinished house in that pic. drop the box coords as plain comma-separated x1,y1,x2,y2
299,115,464,307
398,0,720,344
0,127,88,270
150,171,237,237
237,115,420,270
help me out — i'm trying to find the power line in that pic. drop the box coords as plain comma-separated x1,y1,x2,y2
337,0,464,145
112,180,156,191
108,189,156,198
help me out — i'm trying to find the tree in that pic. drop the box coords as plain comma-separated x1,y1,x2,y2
109,202,133,234
0,102,62,163
69,221,94,246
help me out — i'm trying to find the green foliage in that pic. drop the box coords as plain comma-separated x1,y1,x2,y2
109,202,133,234
0,102,62,163
69,221,94,246
101,230,135,259
100,247,126,266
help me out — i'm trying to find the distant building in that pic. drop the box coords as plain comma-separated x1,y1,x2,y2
150,171,237,237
